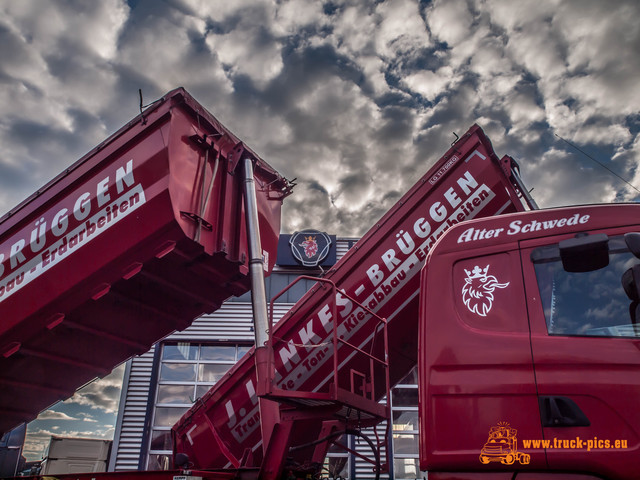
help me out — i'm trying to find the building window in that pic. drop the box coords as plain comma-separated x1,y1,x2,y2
390,367,425,480
147,342,250,470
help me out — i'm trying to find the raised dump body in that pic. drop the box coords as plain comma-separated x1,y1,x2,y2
172,125,533,472
0,88,292,435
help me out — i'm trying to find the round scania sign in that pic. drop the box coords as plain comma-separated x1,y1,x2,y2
289,230,332,267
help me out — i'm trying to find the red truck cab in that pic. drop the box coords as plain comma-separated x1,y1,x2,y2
419,204,640,479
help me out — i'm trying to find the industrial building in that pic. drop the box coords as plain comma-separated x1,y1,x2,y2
109,233,422,479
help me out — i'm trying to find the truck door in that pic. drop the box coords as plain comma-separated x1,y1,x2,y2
420,243,545,472
520,228,640,479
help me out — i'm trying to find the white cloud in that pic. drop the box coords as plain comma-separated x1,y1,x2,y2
402,66,455,101
507,90,545,126
274,0,326,35
25,366,123,462
484,0,560,32
1,1,129,58
119,14,232,95
375,0,431,58
181,0,272,23
481,0,640,149
63,364,125,414
24,428,57,460
329,4,378,56
206,30,284,87
37,411,78,421
467,36,517,82
426,0,475,47
0,1,128,113
79,414,99,423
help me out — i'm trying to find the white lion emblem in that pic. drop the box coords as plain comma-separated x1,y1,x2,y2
462,265,509,316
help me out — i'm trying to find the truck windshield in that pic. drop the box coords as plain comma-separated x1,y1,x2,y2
532,235,640,337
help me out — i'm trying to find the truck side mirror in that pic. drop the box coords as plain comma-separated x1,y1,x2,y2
625,232,640,259
622,233,640,324
622,265,640,302
559,233,609,273
622,265,640,325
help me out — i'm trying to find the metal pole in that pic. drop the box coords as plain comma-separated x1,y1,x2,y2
242,158,279,461
510,161,539,210
242,158,270,347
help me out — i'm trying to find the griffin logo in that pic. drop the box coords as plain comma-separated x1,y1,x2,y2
462,265,509,316
289,230,332,267
299,235,318,259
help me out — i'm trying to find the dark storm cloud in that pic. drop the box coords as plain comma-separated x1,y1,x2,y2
378,106,414,144
306,179,328,195
0,117,107,213
276,44,367,109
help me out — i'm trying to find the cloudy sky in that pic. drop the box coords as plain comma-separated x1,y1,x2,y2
23,365,124,462
2,0,639,463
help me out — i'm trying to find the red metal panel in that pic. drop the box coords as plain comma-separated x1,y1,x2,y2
172,125,529,469
0,88,292,434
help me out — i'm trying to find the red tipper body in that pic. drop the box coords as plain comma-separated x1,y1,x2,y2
419,204,640,480
172,125,529,469
0,88,292,434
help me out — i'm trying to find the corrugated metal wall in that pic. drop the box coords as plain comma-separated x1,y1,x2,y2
354,423,389,480
108,347,156,471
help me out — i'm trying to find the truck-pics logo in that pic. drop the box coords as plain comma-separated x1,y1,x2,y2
462,265,509,316
480,422,531,466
